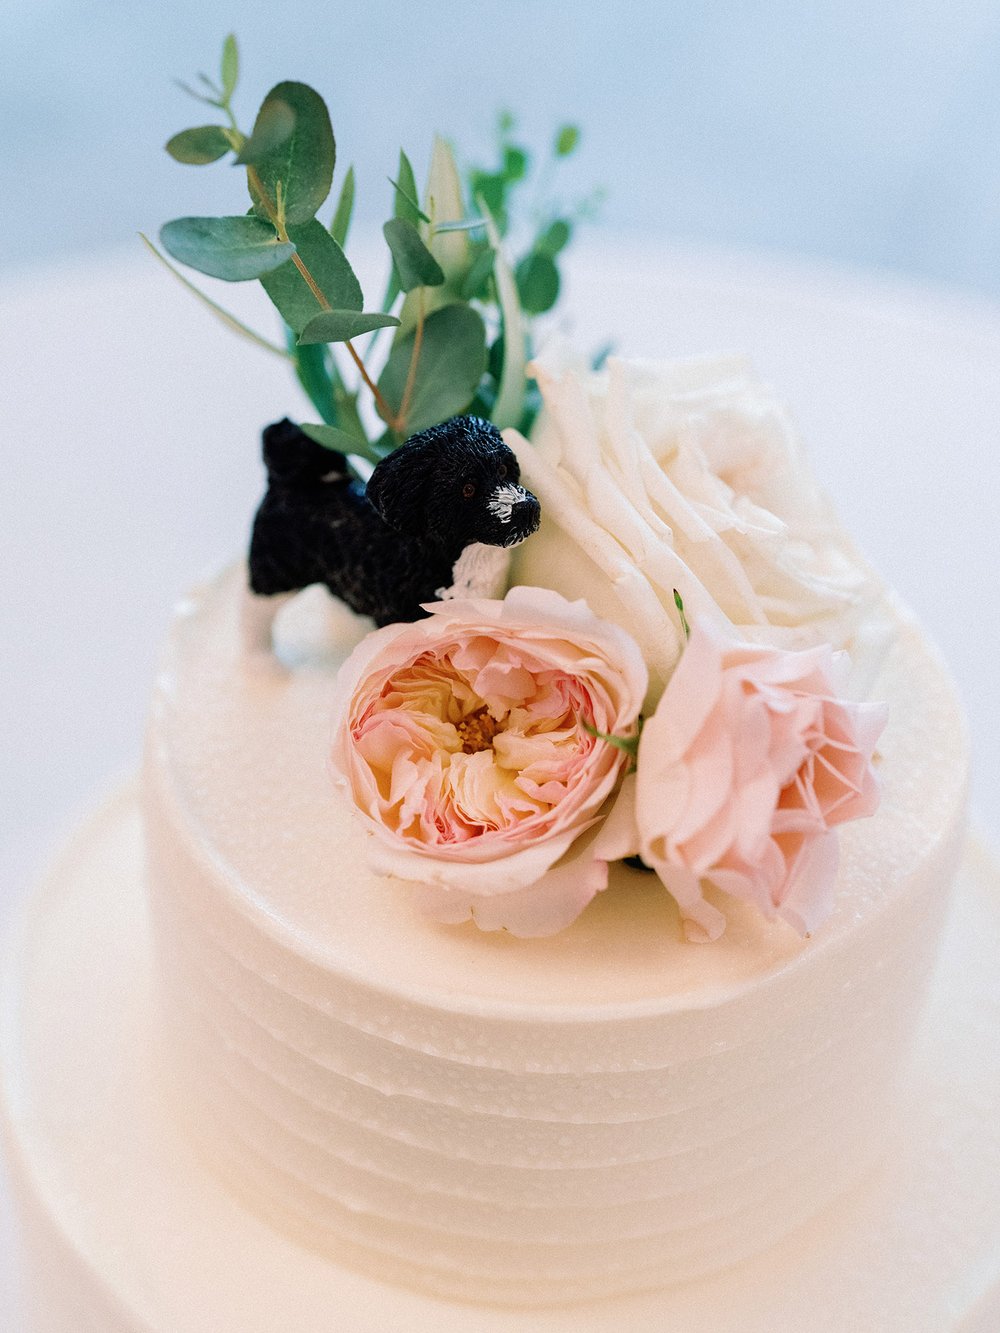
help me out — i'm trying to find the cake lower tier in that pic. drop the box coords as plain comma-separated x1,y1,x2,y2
140,568,967,1304
3,789,1000,1331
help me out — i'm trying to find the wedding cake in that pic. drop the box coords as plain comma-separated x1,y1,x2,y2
3,36,998,1333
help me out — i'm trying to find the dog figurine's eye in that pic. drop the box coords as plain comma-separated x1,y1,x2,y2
497,464,507,480
462,482,477,499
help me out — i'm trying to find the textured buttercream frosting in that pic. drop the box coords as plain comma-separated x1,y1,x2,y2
142,566,965,1305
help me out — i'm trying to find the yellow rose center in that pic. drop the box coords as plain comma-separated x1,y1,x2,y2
456,705,501,755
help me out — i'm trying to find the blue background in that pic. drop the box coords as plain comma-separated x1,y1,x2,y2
4,0,1000,292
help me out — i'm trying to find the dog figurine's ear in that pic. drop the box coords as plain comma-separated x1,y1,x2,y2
365,433,438,534
262,418,348,485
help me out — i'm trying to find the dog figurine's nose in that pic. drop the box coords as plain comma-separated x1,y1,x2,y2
515,494,541,534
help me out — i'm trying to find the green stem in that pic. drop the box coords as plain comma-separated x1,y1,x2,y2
397,287,426,433
246,164,397,425
139,233,291,359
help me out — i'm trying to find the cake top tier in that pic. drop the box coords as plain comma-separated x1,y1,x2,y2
147,562,964,1016
150,38,953,962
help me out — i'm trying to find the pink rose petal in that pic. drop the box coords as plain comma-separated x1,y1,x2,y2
635,618,886,939
330,589,648,934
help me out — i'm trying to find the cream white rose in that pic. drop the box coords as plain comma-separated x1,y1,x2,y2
507,348,886,706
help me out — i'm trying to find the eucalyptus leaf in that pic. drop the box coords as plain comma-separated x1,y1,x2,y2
173,78,222,110
392,150,426,223
537,218,571,257
300,422,369,453
330,165,355,247
503,145,528,181
299,310,401,345
291,338,336,423
160,215,294,282
460,246,495,300
248,81,334,226
480,204,526,429
388,177,430,226
468,171,505,227
334,384,369,445
432,217,488,233
555,124,580,156
235,98,295,165
166,125,231,165
515,252,560,314
383,218,445,292
220,34,239,102
591,342,614,371
377,303,486,435
260,219,362,333
378,265,401,319
301,421,381,470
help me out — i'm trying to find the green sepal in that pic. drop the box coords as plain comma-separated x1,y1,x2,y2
159,215,294,282
235,97,295,165
259,220,362,333
377,303,486,436
165,126,232,165
382,218,445,292
330,165,355,247
248,81,334,226
673,589,691,640
298,310,401,345
583,720,641,761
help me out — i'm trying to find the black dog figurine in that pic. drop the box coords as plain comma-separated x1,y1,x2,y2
243,415,541,653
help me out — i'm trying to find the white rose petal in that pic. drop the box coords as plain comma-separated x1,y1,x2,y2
508,347,889,706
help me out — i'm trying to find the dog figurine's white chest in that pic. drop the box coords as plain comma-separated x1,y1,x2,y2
436,543,512,602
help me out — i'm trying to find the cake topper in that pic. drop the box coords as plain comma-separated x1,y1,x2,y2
145,36,890,946
243,414,540,650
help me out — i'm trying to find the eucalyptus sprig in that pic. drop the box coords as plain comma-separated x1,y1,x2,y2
149,36,595,474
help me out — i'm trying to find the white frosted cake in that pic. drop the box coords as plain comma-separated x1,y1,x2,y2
4,43,1000,1332
142,560,962,1308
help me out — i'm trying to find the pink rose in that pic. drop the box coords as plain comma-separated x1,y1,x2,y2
632,620,887,942
329,587,647,936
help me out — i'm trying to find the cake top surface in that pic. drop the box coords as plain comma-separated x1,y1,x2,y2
147,563,965,1015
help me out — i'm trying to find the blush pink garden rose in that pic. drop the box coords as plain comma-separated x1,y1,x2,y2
622,618,887,942
329,586,647,936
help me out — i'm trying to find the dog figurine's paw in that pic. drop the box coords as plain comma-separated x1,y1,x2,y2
239,587,294,665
